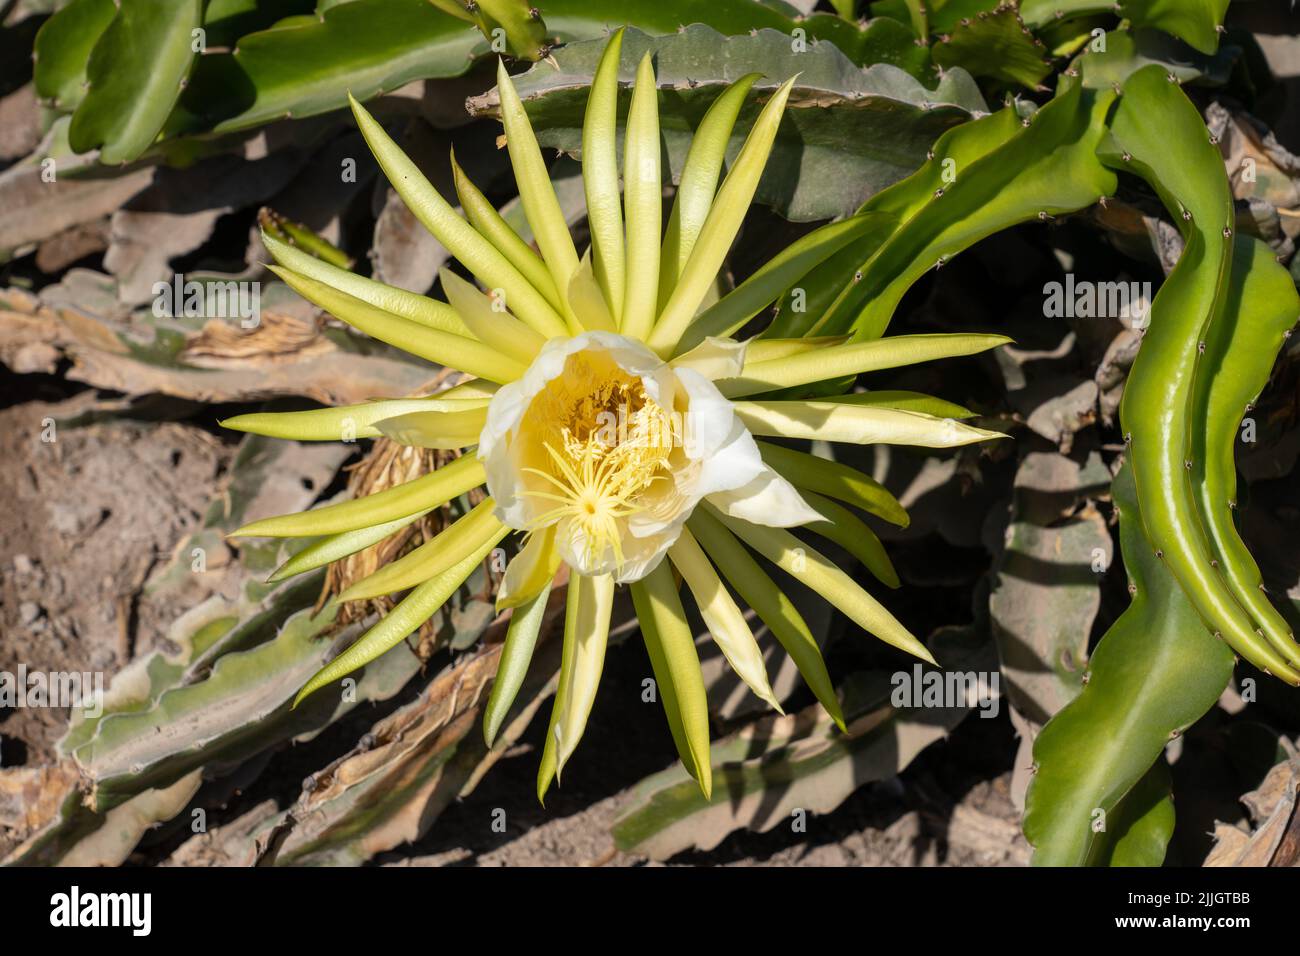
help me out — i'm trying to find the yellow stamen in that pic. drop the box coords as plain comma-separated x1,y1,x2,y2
517,353,677,572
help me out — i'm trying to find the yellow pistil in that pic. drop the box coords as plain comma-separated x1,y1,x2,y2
517,353,676,571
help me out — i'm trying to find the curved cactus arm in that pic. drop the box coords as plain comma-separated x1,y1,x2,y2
57,434,346,755
536,0,934,75
34,0,317,116
1019,0,1231,53
765,107,1020,338
931,4,1053,90
800,17,1247,348
202,0,317,47
1118,0,1230,56
3,767,206,867
61,572,509,868
57,772,204,867
159,0,931,145
6,433,494,863
1189,236,1300,663
167,0,484,139
32,0,117,112
1103,64,1300,681
65,600,409,815
1019,0,1118,27
1076,28,1240,90
1023,465,1235,866
1093,762,1177,867
470,0,547,59
67,0,204,164
772,78,1115,342
837,79,1117,340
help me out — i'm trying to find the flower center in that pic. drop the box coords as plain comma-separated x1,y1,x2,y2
516,351,676,569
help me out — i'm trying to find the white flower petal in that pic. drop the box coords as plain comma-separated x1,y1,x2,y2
692,419,768,500
670,336,747,380
707,464,821,527
613,532,676,584
674,367,742,461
